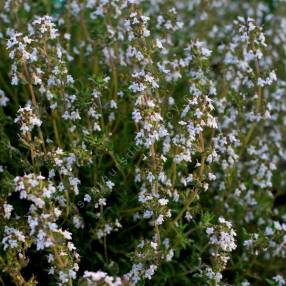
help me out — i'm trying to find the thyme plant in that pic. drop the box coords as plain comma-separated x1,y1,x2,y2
0,0,285,285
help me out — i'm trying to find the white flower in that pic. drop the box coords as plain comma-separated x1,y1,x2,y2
2,226,26,250
15,104,42,134
273,275,286,286
105,180,114,190
158,198,168,206
185,211,193,222
3,204,13,219
0,89,9,106
265,226,274,236
73,215,84,229
206,227,214,235
84,194,92,203
155,38,163,49
144,265,157,280
155,215,164,225
110,99,118,109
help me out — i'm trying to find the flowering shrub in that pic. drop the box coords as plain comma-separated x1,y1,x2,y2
0,0,286,285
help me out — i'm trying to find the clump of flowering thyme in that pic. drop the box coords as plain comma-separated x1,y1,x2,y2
0,1,286,286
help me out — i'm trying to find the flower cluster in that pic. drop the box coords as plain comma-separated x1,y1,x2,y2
13,173,80,285
206,217,237,277
14,104,42,135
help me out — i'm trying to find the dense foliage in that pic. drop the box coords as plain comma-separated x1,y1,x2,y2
0,0,286,285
